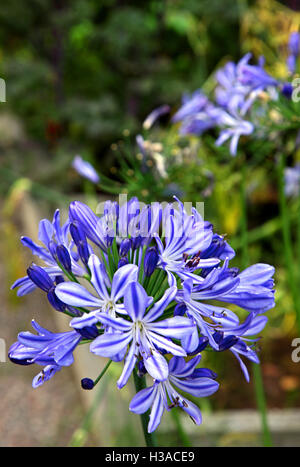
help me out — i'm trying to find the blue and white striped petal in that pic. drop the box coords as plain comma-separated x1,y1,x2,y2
145,286,177,323
124,282,152,321
147,331,187,356
129,385,157,414
170,375,219,397
181,398,202,425
96,313,132,332
148,390,165,433
143,351,169,381
55,282,103,308
21,236,53,263
111,264,139,302
70,310,101,330
90,331,132,358
69,201,107,251
38,219,54,247
181,325,200,353
88,254,109,300
168,355,201,378
148,316,195,339
117,343,138,389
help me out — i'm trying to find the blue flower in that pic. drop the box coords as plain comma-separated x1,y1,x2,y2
10,195,275,432
176,260,275,354
8,320,83,387
217,312,268,382
215,54,255,114
55,254,139,327
11,210,86,296
287,32,300,74
154,202,220,285
72,155,100,184
213,107,254,156
129,355,219,432
172,90,209,123
89,282,194,388
178,111,216,136
171,90,217,136
237,55,278,91
284,164,300,197
172,53,282,156
200,233,235,261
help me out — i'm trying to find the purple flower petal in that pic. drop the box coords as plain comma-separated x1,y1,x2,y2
88,254,109,300
148,391,165,433
171,375,219,397
124,282,151,321
169,355,201,378
181,398,202,425
111,264,139,301
90,331,132,358
149,316,195,339
96,313,132,332
148,331,187,356
38,219,54,247
129,386,157,414
117,343,138,389
143,350,169,381
70,310,101,330
55,282,102,308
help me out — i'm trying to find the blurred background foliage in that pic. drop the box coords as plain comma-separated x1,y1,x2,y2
0,0,243,192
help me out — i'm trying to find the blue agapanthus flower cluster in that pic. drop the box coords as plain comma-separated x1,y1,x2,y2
172,32,299,156
9,196,275,433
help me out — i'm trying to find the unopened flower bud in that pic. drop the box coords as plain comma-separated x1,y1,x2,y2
144,247,159,277
27,264,54,292
81,378,94,390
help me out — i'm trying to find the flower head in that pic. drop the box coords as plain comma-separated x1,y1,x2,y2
129,355,219,432
89,282,194,387
10,195,275,433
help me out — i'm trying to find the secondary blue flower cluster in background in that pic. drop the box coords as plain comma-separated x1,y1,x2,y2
172,32,299,156
9,196,275,432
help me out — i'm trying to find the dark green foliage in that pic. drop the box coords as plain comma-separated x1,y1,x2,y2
0,0,241,155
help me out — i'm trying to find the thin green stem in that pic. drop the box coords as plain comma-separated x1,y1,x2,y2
57,261,80,283
252,362,272,447
100,250,113,282
152,276,168,302
170,409,191,447
297,197,300,274
138,246,147,284
147,269,162,295
240,162,272,447
68,361,112,447
93,359,113,386
133,369,158,447
112,238,119,267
